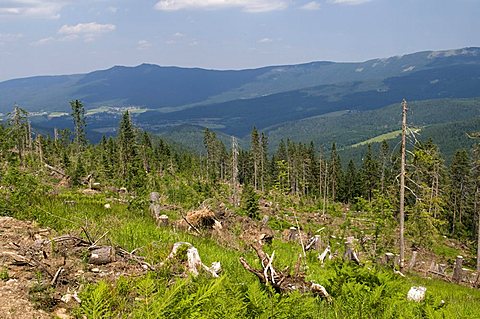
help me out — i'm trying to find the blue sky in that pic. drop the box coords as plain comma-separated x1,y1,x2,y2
0,0,479,81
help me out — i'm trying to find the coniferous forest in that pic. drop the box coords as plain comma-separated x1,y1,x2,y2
1,100,480,318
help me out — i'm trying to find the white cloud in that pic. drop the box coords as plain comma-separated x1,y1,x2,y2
258,37,273,43
173,32,185,37
0,32,23,46
137,40,152,50
58,22,116,35
0,33,23,41
330,0,371,5
30,36,55,46
0,0,66,18
154,0,288,12
300,1,320,10
58,22,115,42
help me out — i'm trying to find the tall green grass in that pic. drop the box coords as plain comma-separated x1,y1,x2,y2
13,192,480,318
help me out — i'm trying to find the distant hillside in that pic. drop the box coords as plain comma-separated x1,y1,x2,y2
4,47,480,162
1,47,479,115
136,63,480,137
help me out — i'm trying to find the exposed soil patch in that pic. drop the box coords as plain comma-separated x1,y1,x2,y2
0,216,148,318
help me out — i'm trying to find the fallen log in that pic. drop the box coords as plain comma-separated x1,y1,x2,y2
240,243,330,299
44,163,67,177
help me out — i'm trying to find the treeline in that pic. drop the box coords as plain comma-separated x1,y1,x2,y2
1,101,479,246
205,127,480,244
0,102,199,193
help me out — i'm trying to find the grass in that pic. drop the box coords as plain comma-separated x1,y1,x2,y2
11,191,480,318
351,128,422,147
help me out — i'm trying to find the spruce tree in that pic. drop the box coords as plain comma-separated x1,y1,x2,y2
70,100,86,148
449,149,472,237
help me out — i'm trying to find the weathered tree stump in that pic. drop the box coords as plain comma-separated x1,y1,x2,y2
166,242,221,277
149,192,160,203
284,227,298,241
385,252,395,268
344,237,360,264
305,235,321,251
318,245,331,264
88,246,115,265
261,215,269,226
259,233,273,245
157,214,169,227
150,203,161,219
408,251,417,270
452,256,464,283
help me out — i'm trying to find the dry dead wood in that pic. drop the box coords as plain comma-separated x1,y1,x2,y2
44,163,67,177
163,242,222,277
88,246,116,265
240,243,330,299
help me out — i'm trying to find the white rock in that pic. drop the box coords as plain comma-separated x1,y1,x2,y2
407,286,426,302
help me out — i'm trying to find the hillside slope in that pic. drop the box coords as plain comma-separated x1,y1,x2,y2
1,47,479,115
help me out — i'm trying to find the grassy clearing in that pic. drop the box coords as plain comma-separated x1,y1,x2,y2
13,192,477,318
351,128,422,147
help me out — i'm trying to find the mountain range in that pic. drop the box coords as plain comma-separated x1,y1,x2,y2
1,47,480,158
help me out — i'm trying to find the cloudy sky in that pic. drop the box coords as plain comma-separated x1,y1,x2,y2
0,0,478,81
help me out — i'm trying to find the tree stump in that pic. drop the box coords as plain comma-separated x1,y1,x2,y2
88,246,115,265
452,256,464,283
285,227,298,241
385,253,395,268
150,203,161,220
408,251,417,271
305,235,321,251
149,192,160,203
344,237,360,264
318,245,331,264
157,214,169,227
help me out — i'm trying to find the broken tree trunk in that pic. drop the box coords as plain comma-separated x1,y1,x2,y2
408,251,418,271
165,242,221,277
239,243,330,299
305,235,321,251
318,245,331,264
157,214,169,227
453,256,464,283
88,246,115,265
385,253,395,268
344,237,360,264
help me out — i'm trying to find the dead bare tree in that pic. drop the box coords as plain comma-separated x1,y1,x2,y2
399,99,408,269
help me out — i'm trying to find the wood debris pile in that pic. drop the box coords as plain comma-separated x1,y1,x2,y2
240,243,330,300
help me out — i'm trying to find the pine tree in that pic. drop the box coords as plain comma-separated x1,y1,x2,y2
260,132,268,192
118,111,137,185
251,127,260,190
8,104,29,164
341,160,360,203
70,100,87,148
361,144,380,201
449,149,472,237
329,143,342,201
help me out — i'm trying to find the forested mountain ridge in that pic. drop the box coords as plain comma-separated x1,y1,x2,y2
1,47,479,115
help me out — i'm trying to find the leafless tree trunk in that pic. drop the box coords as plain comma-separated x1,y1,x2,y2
399,99,408,269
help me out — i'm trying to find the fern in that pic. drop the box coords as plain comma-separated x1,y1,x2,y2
78,281,113,319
